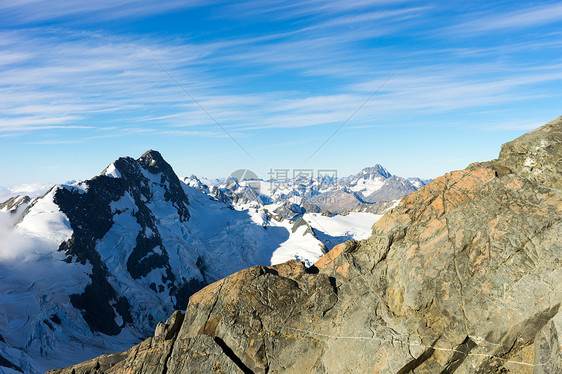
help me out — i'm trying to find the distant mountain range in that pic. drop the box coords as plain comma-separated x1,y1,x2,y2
195,164,430,216
0,151,424,373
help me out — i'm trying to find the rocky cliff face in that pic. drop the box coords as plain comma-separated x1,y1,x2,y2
49,117,562,374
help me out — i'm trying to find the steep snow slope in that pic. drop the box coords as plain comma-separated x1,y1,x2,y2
16,188,72,244
0,188,98,373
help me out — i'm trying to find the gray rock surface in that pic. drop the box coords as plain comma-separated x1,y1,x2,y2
272,200,305,220
49,117,562,373
310,188,363,213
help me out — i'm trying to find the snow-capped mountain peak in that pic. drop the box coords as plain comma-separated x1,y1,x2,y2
356,164,391,179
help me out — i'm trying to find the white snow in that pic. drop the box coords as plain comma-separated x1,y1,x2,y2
264,210,383,266
0,188,99,374
305,212,382,245
0,195,30,217
410,179,423,188
104,163,122,178
349,177,386,195
197,177,224,187
269,224,325,267
63,181,89,194
98,193,142,272
181,176,210,193
15,187,73,246
97,186,179,331
110,191,137,213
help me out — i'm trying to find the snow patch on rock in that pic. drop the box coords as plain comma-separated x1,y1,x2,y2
104,163,122,178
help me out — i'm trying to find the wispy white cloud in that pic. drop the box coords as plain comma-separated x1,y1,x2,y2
0,0,560,185
1,1,561,143
0,30,230,134
304,6,429,30
351,59,562,94
448,2,562,33
0,183,53,201
2,24,561,139
221,0,416,20
0,0,209,25
0,117,88,132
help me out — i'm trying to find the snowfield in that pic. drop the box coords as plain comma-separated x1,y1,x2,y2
305,212,381,241
304,212,381,251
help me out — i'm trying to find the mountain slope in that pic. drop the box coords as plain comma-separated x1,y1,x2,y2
51,116,561,373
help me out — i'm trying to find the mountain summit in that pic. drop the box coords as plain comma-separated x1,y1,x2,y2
357,164,392,178
50,117,561,373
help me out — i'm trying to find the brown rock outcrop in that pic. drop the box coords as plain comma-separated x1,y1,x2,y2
49,117,562,373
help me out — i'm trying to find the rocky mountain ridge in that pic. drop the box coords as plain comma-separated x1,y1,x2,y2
50,116,561,373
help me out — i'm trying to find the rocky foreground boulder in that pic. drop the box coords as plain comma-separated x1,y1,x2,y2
49,118,561,373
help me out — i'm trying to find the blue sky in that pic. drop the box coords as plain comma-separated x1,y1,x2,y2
1,0,561,185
